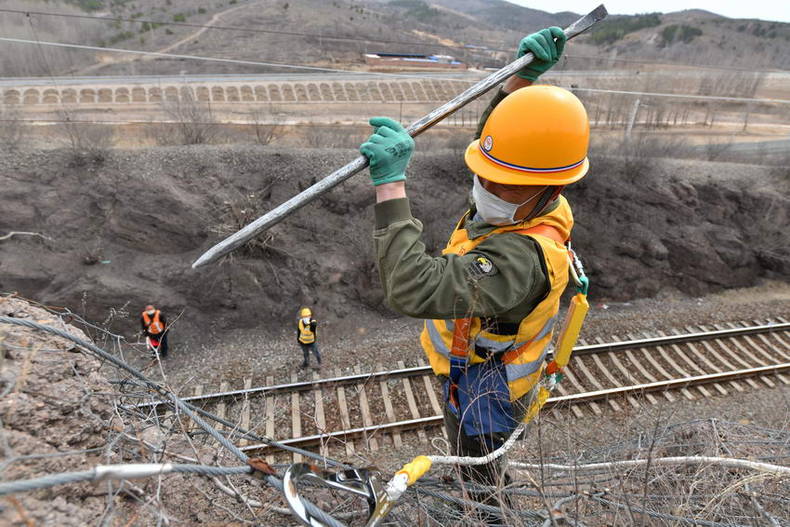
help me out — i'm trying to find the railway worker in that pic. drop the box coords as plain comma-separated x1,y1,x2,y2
141,304,169,358
297,307,321,368
360,27,586,519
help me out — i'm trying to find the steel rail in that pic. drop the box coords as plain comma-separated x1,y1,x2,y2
241,361,790,453
128,322,790,410
570,322,790,356
127,364,429,410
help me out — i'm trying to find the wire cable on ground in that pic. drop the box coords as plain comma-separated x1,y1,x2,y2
509,455,790,475
0,316,345,527
0,463,252,496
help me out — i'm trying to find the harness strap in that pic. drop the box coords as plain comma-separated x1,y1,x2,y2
449,223,567,359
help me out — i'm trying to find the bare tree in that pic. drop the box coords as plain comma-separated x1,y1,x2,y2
159,87,218,145
249,107,281,146
56,108,111,164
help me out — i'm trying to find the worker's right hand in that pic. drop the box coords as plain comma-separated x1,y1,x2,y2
360,117,414,186
516,27,566,81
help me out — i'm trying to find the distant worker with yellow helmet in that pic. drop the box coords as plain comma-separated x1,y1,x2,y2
297,307,321,368
360,27,584,518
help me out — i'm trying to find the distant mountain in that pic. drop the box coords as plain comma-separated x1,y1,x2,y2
427,0,578,32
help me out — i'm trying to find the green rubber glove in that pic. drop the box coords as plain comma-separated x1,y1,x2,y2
360,117,414,186
516,26,566,81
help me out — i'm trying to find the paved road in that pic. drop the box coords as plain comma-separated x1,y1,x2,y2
4,69,788,88
0,72,489,87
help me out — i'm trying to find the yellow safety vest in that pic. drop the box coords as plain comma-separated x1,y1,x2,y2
420,196,573,401
298,319,315,344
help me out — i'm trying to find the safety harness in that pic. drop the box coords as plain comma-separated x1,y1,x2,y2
283,242,591,527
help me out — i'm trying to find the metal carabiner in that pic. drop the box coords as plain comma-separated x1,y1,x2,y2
283,463,386,526
567,242,589,295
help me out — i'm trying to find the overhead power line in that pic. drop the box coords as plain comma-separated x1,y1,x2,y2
0,6,493,52
5,6,785,74
0,36,456,79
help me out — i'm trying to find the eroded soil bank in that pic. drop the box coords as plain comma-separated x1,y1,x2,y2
2,146,788,351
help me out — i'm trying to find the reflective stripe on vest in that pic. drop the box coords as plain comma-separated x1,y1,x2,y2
420,196,573,401
298,320,315,344
142,310,164,335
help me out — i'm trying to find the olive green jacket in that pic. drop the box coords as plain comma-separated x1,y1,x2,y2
374,198,559,323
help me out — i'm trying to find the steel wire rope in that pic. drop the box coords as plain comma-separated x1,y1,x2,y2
0,464,253,495
589,494,748,527
1,7,786,74
0,316,346,526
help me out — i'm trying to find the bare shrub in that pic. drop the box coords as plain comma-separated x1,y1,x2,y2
0,104,23,150
698,71,766,98
704,138,734,161
249,108,281,146
591,133,691,175
56,109,111,165
157,87,218,145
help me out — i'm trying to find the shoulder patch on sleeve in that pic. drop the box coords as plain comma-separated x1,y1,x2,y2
467,255,498,280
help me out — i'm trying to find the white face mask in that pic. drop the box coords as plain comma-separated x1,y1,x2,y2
301,317,310,324
472,175,547,226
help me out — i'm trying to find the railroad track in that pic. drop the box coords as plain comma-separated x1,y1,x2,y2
128,319,790,461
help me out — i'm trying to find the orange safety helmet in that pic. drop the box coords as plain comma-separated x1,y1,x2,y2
465,85,589,186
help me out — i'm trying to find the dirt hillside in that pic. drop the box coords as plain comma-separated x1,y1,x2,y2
1,146,788,349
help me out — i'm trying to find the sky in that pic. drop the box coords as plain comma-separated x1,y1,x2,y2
506,1,790,23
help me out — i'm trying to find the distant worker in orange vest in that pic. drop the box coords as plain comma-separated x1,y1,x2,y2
141,304,169,358
297,307,321,368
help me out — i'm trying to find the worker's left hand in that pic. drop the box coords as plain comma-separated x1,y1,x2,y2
360,117,414,186
516,27,566,81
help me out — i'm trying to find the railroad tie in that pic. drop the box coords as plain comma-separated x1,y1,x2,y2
265,375,275,464
417,358,447,440
335,368,355,457
291,372,303,463
239,378,252,447
377,362,402,448
313,372,328,459
398,360,427,443
354,365,379,452
216,381,229,430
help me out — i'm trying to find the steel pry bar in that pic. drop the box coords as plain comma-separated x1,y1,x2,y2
192,5,608,269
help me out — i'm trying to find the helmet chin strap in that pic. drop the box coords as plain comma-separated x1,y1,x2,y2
524,186,564,221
